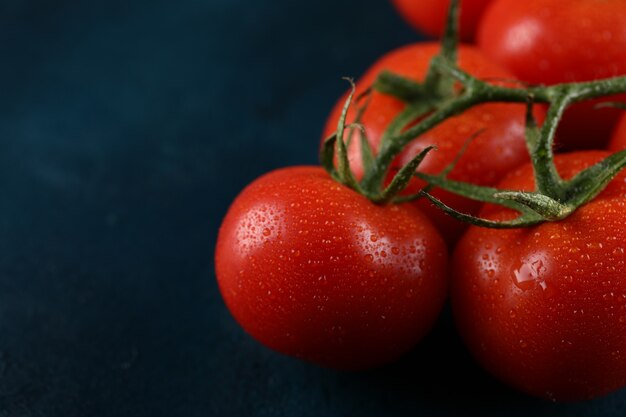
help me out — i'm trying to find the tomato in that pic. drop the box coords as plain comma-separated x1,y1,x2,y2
391,0,493,41
478,0,626,149
609,112,626,151
453,151,626,401
215,166,448,370
323,42,541,244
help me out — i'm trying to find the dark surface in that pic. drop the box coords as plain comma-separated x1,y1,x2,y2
1,0,625,415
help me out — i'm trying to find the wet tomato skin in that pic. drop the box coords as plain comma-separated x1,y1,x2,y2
453,151,626,401
478,0,626,149
323,42,542,244
391,0,493,41
215,166,448,370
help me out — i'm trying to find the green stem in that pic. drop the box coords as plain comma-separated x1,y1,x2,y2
531,94,569,198
322,2,626,228
435,58,626,104
365,63,626,200
374,71,427,102
423,0,460,95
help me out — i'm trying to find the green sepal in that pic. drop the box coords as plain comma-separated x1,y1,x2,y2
389,130,482,204
563,149,626,206
320,132,339,179
493,191,572,221
359,130,375,175
416,173,531,212
375,146,436,203
335,78,361,190
320,123,367,182
422,192,545,229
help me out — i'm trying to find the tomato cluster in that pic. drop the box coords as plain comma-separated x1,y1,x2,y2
216,0,626,402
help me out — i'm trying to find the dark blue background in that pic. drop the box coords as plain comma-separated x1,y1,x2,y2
1,0,625,415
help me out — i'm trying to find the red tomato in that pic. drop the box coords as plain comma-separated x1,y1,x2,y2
215,166,448,370
478,0,626,149
323,43,541,244
609,113,626,151
453,151,626,401
391,0,493,41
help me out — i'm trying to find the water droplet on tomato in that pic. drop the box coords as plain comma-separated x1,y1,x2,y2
513,252,550,291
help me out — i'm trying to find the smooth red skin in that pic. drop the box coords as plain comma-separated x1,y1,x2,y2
215,167,448,370
609,113,626,151
391,0,493,41
323,43,543,244
454,151,626,401
478,0,626,149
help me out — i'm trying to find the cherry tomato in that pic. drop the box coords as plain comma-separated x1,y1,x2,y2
609,112,626,151
391,0,493,41
453,151,626,401
478,0,626,149
323,42,541,244
215,166,448,370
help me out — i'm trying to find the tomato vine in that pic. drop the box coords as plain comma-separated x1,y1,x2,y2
321,0,626,229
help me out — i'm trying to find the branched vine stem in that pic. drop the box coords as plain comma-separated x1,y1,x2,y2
363,64,626,193
322,0,626,229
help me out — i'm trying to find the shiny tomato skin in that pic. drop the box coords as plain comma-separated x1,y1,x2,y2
453,151,626,401
323,43,541,244
478,0,626,149
215,166,448,370
609,113,626,151
391,0,493,41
